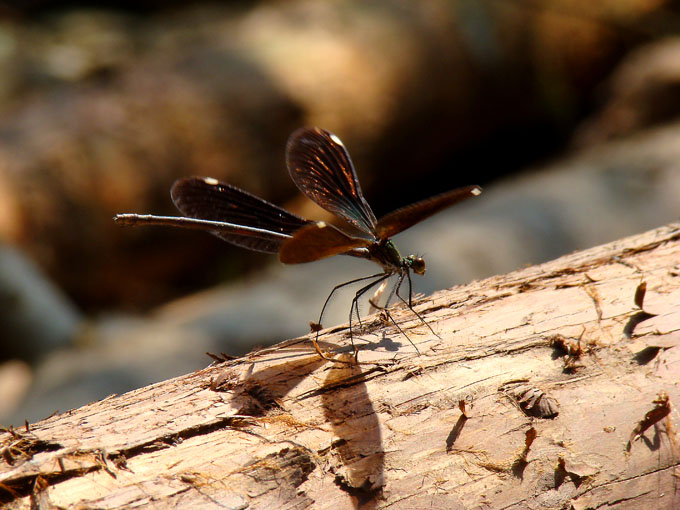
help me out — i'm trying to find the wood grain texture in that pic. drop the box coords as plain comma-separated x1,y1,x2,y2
2,223,680,509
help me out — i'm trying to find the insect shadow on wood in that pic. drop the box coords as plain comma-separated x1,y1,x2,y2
320,353,384,503
205,344,387,501
219,354,329,417
234,349,387,501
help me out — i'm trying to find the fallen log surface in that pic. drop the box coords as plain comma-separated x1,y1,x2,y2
2,223,680,509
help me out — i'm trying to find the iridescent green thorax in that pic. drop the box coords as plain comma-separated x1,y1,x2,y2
366,239,401,271
367,238,426,276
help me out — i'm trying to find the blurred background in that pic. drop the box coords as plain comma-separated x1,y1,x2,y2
0,0,679,425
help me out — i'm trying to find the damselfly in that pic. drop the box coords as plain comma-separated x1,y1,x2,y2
115,128,481,359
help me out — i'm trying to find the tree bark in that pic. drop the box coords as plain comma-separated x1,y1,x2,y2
2,223,680,509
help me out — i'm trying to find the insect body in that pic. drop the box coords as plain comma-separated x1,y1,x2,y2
115,127,481,359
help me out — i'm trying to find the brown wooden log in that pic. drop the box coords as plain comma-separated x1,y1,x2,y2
2,223,679,509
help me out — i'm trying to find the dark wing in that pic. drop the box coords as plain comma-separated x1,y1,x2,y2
286,127,378,237
279,222,372,264
376,185,482,239
171,176,311,253
114,214,293,243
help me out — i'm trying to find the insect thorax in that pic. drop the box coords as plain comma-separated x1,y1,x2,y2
369,239,407,273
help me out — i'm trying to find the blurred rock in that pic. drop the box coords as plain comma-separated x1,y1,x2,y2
0,243,81,361
0,13,303,310
0,360,32,418
575,37,680,145
0,1,670,311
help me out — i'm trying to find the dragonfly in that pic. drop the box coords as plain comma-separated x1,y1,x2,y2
115,127,481,360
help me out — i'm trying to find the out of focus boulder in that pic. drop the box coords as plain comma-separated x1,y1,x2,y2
0,1,668,310
576,38,680,145
0,243,81,361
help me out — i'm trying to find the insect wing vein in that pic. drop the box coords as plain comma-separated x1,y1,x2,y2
286,127,378,237
171,176,311,253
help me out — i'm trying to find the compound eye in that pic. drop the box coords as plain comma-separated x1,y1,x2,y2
410,256,426,275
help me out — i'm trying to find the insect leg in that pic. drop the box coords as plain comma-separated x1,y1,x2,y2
394,270,440,339
348,273,393,358
313,272,385,359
